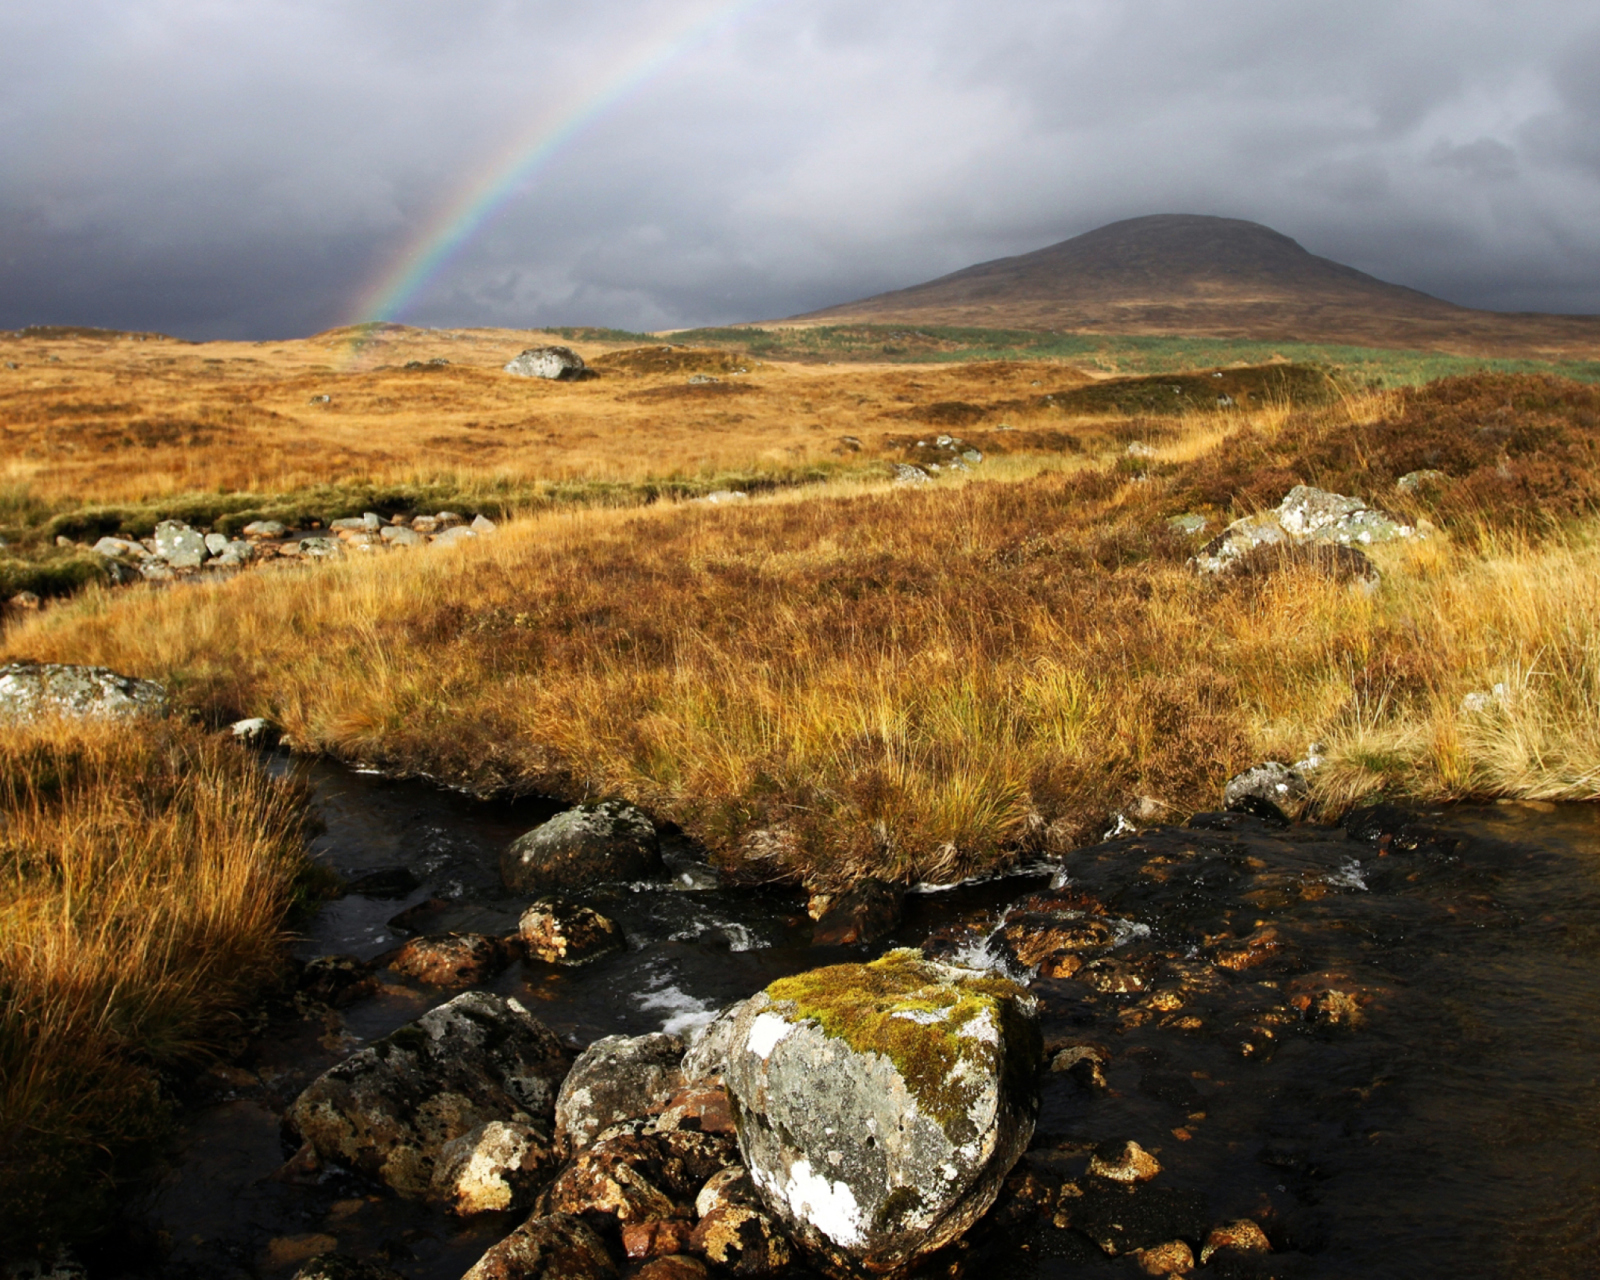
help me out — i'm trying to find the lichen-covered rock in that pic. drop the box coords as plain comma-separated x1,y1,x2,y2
1223,761,1309,822
287,991,568,1200
462,1213,619,1280
811,879,903,947
689,1203,794,1276
0,661,167,723
622,1219,696,1261
542,1127,735,1224
1200,1218,1272,1264
1396,468,1449,494
555,1032,685,1153
723,949,1041,1276
430,1120,556,1215
520,897,625,966
633,1258,709,1280
680,999,749,1084
290,1256,404,1280
1193,484,1413,574
152,519,206,568
695,1166,758,1219
1132,1239,1194,1276
504,346,587,380
1088,1139,1161,1184
502,800,661,894
653,1080,736,1136
384,932,510,987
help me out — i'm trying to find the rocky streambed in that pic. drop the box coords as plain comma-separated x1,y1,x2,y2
111,760,1600,1280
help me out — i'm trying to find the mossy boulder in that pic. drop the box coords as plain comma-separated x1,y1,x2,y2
501,800,662,893
723,950,1040,1276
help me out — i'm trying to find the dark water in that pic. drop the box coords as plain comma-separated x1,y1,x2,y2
127,761,1600,1279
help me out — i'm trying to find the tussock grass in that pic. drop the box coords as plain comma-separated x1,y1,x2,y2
0,719,312,1253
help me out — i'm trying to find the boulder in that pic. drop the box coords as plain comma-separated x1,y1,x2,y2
723,949,1041,1275
811,879,903,947
430,1120,556,1215
291,1256,403,1280
152,519,206,568
203,532,229,555
287,991,568,1200
556,1033,686,1152
297,536,343,560
1193,484,1414,574
519,897,625,966
1200,1218,1272,1264
384,932,511,987
380,525,424,547
0,662,167,723
633,1259,708,1280
1088,1139,1161,1184
472,514,498,533
542,1128,736,1223
462,1214,619,1280
892,463,931,486
504,346,588,381
1396,468,1449,494
1222,761,1309,822
688,1203,793,1276
91,535,148,560
242,520,287,538
623,1220,696,1260
432,526,477,547
502,800,662,894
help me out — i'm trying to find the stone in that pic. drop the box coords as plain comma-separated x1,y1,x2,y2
219,539,256,564
410,515,440,534
0,661,167,723
502,800,662,894
811,879,903,947
723,949,1040,1275
436,511,465,527
432,526,477,547
381,525,424,547
1087,1139,1161,1183
555,1032,686,1153
1212,926,1285,972
701,490,748,504
1049,1043,1110,1089
462,1214,619,1280
309,393,332,404
203,532,229,555
287,990,568,1199
298,955,377,1008
520,897,626,966
689,1204,793,1276
1199,1218,1272,1264
1132,1239,1194,1275
623,1219,696,1260
1166,514,1206,536
8,591,41,610
91,535,148,559
242,520,287,538
385,932,510,987
893,463,931,485
1194,484,1413,574
1223,762,1309,822
291,1255,403,1280
472,514,498,533
153,519,206,568
504,346,587,380
1397,469,1449,494
680,1000,749,1084
431,1120,556,1215
633,1258,708,1280
696,1166,758,1218
542,1129,731,1223
653,1081,736,1136
230,716,274,743
297,536,343,560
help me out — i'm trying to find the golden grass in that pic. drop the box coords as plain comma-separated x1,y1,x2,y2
0,718,311,1252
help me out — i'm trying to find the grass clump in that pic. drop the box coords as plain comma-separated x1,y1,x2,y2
0,719,313,1255
765,950,1033,1140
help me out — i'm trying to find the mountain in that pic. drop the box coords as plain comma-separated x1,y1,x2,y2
782,215,1600,357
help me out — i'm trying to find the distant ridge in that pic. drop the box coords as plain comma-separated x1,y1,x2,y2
782,215,1600,358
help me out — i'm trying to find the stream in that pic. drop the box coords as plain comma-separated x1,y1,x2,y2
121,758,1600,1279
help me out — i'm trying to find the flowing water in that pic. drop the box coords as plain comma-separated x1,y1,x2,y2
122,759,1600,1279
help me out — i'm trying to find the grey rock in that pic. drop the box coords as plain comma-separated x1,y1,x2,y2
287,990,569,1200
681,999,751,1085
230,716,274,743
436,511,465,527
555,1032,686,1153
380,525,425,547
504,346,587,380
1397,469,1449,494
1223,761,1309,821
1194,485,1414,574
724,949,1040,1275
893,463,931,486
501,799,661,894
139,561,174,581
688,374,720,385
700,490,748,505
0,662,167,723
91,535,148,560
1167,514,1207,536
309,393,332,404
432,526,477,547
430,1120,556,1215
519,897,625,966
297,536,343,560
471,514,497,533
961,449,983,464
203,532,229,555
241,520,287,538
410,515,441,534
153,519,206,569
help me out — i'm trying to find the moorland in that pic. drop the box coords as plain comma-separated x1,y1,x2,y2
4,316,1600,1254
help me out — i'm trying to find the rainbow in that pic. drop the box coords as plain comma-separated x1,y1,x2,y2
341,0,777,360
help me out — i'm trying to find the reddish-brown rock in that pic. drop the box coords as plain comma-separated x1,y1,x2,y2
385,932,509,987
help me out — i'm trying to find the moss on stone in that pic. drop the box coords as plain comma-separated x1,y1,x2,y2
764,949,1028,1138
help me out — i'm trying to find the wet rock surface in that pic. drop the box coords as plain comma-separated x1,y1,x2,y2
129,759,1600,1280
519,896,625,965
502,799,662,893
554,1032,686,1153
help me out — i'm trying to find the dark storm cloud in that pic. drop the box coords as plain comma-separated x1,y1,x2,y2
2,0,1598,337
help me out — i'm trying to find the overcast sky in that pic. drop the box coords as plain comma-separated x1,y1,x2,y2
3,0,1599,338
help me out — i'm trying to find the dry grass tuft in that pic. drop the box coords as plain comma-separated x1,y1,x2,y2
0,719,311,1253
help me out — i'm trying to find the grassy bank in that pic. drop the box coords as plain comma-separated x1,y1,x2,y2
7,373,1598,894
0,719,312,1255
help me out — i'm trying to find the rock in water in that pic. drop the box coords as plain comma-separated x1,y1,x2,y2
504,346,588,381
555,1032,686,1152
519,897,625,965
0,661,167,723
287,991,568,1200
723,949,1040,1276
502,800,662,893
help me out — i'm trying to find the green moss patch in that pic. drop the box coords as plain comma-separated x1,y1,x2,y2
765,949,1027,1139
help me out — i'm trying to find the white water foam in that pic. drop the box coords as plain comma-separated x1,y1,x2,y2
1327,858,1369,891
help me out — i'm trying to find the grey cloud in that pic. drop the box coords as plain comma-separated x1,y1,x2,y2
1,0,1598,337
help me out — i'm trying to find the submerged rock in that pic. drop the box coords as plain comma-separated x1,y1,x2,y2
502,800,662,894
811,879,903,946
519,897,625,966
287,991,568,1200
462,1213,618,1280
0,661,167,723
723,949,1040,1276
504,346,588,381
385,932,510,987
555,1032,686,1153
